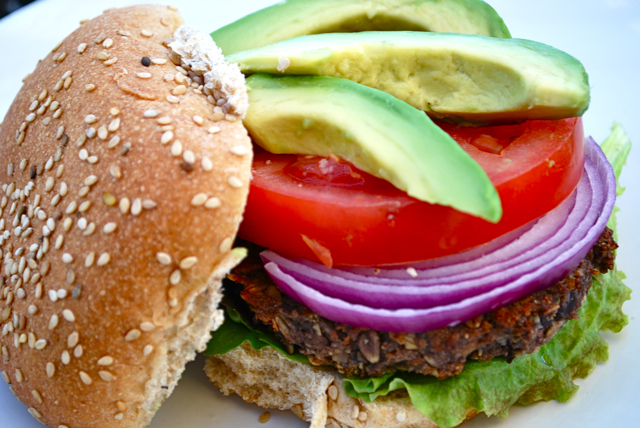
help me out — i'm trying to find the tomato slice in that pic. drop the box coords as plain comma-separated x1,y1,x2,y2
239,117,585,266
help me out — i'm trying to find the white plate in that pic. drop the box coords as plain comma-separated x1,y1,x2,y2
0,1,638,427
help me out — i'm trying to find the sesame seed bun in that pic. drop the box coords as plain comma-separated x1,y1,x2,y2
0,5,251,428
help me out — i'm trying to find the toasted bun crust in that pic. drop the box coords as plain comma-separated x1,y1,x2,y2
205,344,476,428
0,5,251,427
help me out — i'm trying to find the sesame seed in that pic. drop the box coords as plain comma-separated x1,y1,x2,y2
63,218,72,231
219,237,233,253
205,197,221,209
78,186,90,197
61,350,70,365
97,52,109,61
208,126,221,134
108,118,120,132
166,95,180,104
79,201,92,213
103,223,117,234
46,362,55,378
160,131,174,145
188,193,208,207
152,58,167,65
172,85,187,95
140,322,156,332
125,329,141,341
84,114,98,124
107,136,120,149
97,126,108,140
95,33,106,44
230,145,249,156
170,270,181,285
63,77,73,89
55,235,64,250
67,331,79,348
79,371,92,385
45,177,55,192
62,253,73,263
73,345,82,358
29,100,39,111
141,29,154,37
143,345,154,356
171,140,183,156
110,163,122,180
83,222,95,235
131,198,142,216
25,113,36,123
104,57,118,66
84,175,98,186
144,109,160,118
48,315,59,330
117,29,132,37
179,257,198,269
406,267,418,278
161,16,171,26
77,43,87,53
164,73,175,82
183,150,195,164
85,128,96,139
28,304,38,315
119,198,130,214
99,371,114,381
15,369,23,382
191,115,204,126
1,371,8,384
84,252,95,267
28,408,41,419
97,253,110,266
157,117,172,125
136,72,152,79
156,253,172,265
62,309,75,322
35,339,47,350
115,413,124,420
98,356,114,366
168,5,178,10
201,157,213,171
228,176,243,188
53,109,63,119
60,182,68,196
103,38,113,48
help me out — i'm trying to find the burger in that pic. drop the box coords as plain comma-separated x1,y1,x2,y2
201,1,633,427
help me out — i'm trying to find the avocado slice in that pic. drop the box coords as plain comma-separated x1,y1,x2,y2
244,74,502,223
211,0,511,55
228,32,590,123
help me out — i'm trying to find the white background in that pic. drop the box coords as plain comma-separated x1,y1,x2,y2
0,1,638,427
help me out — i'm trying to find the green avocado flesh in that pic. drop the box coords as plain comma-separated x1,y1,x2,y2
228,32,590,123
244,74,501,222
211,0,511,55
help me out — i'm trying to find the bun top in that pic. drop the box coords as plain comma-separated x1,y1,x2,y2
0,5,252,427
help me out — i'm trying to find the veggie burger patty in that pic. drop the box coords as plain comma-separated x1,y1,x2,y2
226,229,617,379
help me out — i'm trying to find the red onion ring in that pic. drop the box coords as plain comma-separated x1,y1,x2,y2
262,138,615,332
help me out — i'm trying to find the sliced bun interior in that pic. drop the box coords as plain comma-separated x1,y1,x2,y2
205,344,477,428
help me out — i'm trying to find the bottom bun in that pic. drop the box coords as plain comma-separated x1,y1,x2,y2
204,343,475,428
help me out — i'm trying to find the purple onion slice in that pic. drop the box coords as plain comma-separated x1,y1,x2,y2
262,138,616,332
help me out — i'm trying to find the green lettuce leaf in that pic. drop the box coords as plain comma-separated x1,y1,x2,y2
205,124,631,428
205,306,309,364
